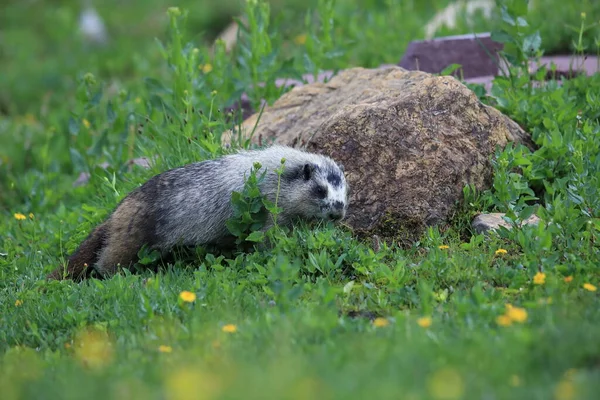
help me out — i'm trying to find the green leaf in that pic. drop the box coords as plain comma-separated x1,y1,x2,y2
154,37,168,60
69,147,87,172
144,78,172,95
343,280,355,294
225,220,242,236
519,205,536,221
89,89,103,108
87,129,110,156
303,53,316,74
491,29,514,44
245,231,265,242
500,6,516,26
516,17,528,27
522,31,542,54
106,101,116,125
68,116,80,136
440,63,462,76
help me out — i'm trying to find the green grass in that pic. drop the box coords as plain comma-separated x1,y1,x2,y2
2,0,600,399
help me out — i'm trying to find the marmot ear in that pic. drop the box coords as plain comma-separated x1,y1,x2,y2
303,163,315,180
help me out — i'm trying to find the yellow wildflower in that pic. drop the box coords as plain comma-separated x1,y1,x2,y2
14,213,26,221
165,366,221,400
294,34,307,45
533,272,546,285
427,367,464,400
29,213,34,219
158,345,172,353
179,291,196,303
417,316,432,328
583,283,597,292
505,304,528,323
373,317,389,327
495,248,507,255
564,276,573,283
82,119,91,129
200,64,213,74
221,324,237,333
73,328,114,369
15,299,23,307
554,378,576,400
438,245,449,250
496,314,512,327
509,374,521,387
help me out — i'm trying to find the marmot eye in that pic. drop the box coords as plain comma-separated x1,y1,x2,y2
314,185,328,199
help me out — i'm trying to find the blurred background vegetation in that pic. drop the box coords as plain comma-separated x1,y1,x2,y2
2,0,599,116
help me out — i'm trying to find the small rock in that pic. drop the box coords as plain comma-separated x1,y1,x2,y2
398,32,503,79
472,212,541,234
79,3,108,45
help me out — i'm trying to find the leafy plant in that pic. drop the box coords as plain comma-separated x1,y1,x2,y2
490,0,542,91
226,161,273,245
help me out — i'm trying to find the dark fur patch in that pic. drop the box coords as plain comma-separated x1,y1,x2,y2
282,163,316,183
282,165,303,183
312,183,328,199
303,163,316,181
327,171,343,188
125,190,160,248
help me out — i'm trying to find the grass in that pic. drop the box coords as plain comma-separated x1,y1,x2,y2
1,0,600,399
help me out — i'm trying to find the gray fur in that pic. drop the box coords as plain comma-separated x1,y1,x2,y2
159,145,346,245
48,145,348,280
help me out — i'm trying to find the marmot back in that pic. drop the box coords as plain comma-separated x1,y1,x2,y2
47,145,349,281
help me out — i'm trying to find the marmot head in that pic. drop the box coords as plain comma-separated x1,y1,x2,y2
281,158,348,222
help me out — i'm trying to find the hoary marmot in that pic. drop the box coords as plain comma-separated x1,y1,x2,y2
47,145,349,281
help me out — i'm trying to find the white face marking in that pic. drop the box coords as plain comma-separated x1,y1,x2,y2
326,184,347,206
321,171,348,220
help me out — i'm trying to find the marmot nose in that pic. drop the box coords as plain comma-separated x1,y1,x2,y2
327,201,346,220
328,209,345,221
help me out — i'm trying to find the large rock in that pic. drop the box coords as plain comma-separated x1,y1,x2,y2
226,66,534,245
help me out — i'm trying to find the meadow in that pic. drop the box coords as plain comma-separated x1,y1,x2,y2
1,0,600,399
